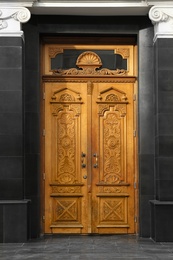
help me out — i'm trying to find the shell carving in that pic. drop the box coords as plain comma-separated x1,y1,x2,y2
76,51,102,69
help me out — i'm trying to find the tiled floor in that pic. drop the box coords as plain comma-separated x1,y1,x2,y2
1,235,173,260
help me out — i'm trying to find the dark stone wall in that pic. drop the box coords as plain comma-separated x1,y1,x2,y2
150,38,173,242
155,39,173,201
138,28,155,237
0,37,24,200
23,21,40,238
0,37,31,242
21,15,154,238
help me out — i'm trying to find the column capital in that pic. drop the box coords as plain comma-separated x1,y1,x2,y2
0,7,31,37
149,5,173,42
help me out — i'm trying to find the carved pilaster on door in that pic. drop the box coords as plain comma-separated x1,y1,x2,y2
149,5,173,42
0,7,31,37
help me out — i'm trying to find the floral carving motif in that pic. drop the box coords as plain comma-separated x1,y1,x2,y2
57,111,76,183
59,93,74,101
98,186,122,193
103,113,121,183
105,94,119,102
51,186,81,193
53,68,127,76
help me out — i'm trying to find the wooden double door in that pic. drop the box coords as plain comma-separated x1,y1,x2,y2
44,77,136,234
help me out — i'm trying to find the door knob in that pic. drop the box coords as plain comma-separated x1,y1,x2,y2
93,153,98,168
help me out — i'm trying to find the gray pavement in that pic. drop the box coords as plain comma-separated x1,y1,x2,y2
0,234,173,259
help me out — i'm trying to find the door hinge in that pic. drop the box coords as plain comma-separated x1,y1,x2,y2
133,130,136,137
134,216,137,223
134,182,137,189
43,173,45,180
43,92,45,100
42,216,45,222
43,129,46,136
133,94,136,101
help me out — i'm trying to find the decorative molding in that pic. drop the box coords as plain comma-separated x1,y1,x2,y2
149,5,173,42
49,47,63,58
114,48,129,59
53,67,127,76
0,1,36,7
42,75,136,83
0,7,31,37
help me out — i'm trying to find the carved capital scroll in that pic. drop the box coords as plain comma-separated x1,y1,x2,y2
0,7,31,36
149,5,173,42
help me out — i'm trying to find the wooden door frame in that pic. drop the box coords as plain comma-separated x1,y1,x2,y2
40,35,139,235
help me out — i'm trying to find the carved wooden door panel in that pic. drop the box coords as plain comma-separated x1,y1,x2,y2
91,82,135,234
44,80,135,234
44,82,89,234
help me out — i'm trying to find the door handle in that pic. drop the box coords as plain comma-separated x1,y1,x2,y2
93,153,98,168
81,152,86,168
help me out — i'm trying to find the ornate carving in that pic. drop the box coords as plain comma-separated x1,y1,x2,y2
87,81,93,95
114,48,129,59
103,112,121,183
70,104,81,115
53,67,127,76
76,51,102,69
51,186,81,193
0,7,31,31
52,51,128,76
51,87,82,102
97,87,128,103
49,47,63,58
149,6,172,23
105,94,119,102
51,104,63,116
50,88,83,185
57,112,76,184
98,186,122,193
0,19,7,30
149,6,173,42
43,75,136,83
98,104,110,116
54,198,78,221
115,104,127,117
59,93,74,101
102,199,124,221
51,104,81,117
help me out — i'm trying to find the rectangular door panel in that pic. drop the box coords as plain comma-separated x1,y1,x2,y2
91,82,135,234
45,82,88,234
